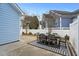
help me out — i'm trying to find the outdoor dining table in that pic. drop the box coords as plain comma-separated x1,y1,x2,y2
37,33,62,47
45,34,61,45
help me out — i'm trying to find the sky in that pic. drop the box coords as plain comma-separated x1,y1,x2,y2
18,3,79,16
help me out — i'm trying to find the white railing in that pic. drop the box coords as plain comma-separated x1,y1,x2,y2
21,27,70,37
44,27,69,30
61,27,70,30
23,28,70,37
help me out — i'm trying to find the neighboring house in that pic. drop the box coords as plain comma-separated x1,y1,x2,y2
41,10,79,55
41,10,79,30
0,3,23,45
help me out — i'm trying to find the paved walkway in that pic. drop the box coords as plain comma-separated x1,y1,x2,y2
0,35,61,56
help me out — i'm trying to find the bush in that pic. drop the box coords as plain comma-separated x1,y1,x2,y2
28,32,33,35
34,33,37,36
22,32,26,35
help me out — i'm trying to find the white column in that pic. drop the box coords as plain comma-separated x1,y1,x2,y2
45,21,48,29
60,17,62,30
39,24,42,29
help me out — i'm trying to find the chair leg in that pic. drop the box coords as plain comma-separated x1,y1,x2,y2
59,41,60,48
48,42,51,46
44,41,46,44
65,43,66,47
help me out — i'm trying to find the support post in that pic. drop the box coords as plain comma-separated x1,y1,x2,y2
60,17,62,30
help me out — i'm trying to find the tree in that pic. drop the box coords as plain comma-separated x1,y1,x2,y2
21,15,39,34
29,16,39,29
21,15,30,34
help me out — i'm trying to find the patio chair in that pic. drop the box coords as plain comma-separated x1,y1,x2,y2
37,34,43,42
59,34,69,47
47,34,57,45
52,33,61,45
37,33,40,41
65,34,69,41
52,33,59,35
47,34,52,45
41,34,47,44
37,34,47,44
51,34,57,45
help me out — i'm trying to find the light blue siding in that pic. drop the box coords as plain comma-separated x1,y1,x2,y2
61,17,72,27
0,4,21,44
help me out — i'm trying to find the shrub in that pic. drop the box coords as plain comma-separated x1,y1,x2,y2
34,33,37,36
28,32,33,35
22,32,26,35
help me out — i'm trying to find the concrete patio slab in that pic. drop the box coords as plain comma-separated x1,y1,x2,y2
0,35,61,56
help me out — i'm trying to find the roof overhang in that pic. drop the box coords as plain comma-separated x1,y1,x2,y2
49,10,78,19
9,3,24,15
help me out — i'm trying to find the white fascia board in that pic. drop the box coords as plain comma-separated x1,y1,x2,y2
10,3,24,15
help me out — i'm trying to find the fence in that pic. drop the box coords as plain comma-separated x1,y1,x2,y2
26,28,70,37
70,19,78,55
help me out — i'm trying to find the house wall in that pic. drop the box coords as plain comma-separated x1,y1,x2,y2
61,17,72,27
43,16,72,29
70,16,79,55
0,4,21,44
47,18,55,27
56,18,60,27
43,19,60,29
